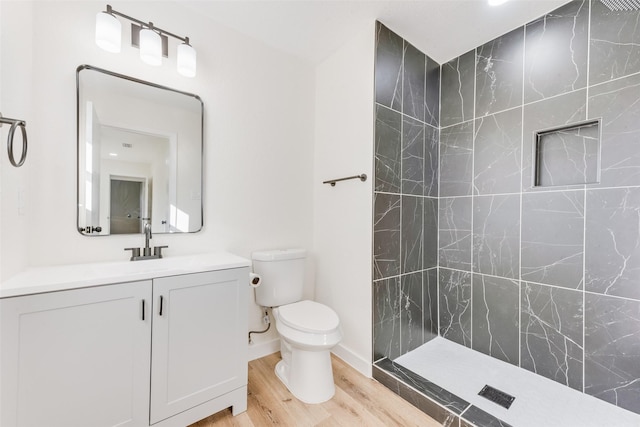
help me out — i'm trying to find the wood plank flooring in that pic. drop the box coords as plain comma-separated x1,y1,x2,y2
189,352,440,426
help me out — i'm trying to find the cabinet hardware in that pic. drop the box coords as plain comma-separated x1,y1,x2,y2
159,295,164,316
142,299,146,321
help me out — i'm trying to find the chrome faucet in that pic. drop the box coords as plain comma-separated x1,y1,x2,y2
143,222,153,256
124,222,169,261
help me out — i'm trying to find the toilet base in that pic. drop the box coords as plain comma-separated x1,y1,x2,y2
275,340,336,404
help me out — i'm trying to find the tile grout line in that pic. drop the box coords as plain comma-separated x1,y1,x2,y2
583,0,592,394
519,19,527,370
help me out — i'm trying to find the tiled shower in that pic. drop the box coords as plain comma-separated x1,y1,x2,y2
372,0,640,421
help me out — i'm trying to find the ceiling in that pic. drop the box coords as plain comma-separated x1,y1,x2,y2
181,0,572,65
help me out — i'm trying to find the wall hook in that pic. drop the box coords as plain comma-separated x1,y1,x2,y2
0,113,28,167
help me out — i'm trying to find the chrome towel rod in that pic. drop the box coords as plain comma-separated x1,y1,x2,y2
323,173,367,187
0,113,28,167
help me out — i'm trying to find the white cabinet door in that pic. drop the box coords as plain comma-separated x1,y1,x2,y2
0,281,152,427
150,268,248,424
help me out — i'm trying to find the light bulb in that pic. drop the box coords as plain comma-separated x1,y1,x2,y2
140,28,162,66
95,11,121,53
177,42,197,77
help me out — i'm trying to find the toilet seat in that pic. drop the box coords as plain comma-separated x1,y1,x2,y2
278,300,339,333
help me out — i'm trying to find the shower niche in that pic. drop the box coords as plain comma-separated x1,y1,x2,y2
533,120,601,188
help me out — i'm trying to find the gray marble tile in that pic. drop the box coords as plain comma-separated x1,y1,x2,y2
461,405,513,427
375,105,402,193
589,1,640,86
521,282,584,391
440,122,474,197
424,197,438,269
589,72,640,188
425,55,440,128
402,116,425,196
473,108,523,195
472,275,520,365
375,358,471,414
372,365,461,427
524,0,589,103
401,272,424,353
374,192,401,280
424,124,439,198
585,293,640,415
439,268,472,348
373,277,401,361
522,90,587,191
441,50,475,127
423,268,439,342
535,120,599,187
476,27,524,117
402,195,423,274
439,197,472,271
403,41,425,122
375,22,403,110
521,190,585,289
473,194,520,279
586,187,640,301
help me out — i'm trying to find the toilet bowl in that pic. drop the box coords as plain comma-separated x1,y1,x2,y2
272,300,342,404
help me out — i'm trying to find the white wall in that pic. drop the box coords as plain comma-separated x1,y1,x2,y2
313,24,375,376
0,1,315,350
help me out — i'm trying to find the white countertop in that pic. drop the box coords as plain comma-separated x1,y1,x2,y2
0,252,251,298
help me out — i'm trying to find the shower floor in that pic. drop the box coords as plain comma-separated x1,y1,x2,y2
375,337,640,427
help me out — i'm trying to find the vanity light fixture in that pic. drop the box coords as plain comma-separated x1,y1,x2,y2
95,4,197,77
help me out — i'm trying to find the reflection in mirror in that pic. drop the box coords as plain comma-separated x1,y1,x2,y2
77,65,203,236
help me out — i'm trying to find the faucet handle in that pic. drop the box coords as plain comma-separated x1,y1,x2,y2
124,247,141,260
154,245,169,258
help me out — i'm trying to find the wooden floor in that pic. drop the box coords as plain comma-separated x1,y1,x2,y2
189,352,440,426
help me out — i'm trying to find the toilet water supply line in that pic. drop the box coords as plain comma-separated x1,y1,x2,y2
248,307,270,344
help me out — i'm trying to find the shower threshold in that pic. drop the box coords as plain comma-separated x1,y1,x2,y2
373,337,640,427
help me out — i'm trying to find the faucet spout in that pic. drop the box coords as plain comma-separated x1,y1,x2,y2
143,222,153,256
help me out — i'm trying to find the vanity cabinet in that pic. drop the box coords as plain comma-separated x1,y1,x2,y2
0,265,249,427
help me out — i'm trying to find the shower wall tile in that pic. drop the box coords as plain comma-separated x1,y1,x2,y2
440,121,474,197
521,282,584,391
375,22,403,110
425,56,441,128
373,277,401,361
473,108,523,195
439,197,472,271
424,124,439,198
401,272,424,353
402,195,423,274
524,0,589,103
589,72,640,188
472,275,520,365
423,197,439,269
522,90,587,191
423,268,439,342
586,187,640,301
589,0,640,86
402,116,425,196
473,194,520,279
375,105,402,193
521,190,584,289
374,192,401,280
585,293,640,415
439,268,472,348
403,42,426,122
441,50,475,127
476,27,524,117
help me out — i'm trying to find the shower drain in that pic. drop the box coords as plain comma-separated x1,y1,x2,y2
478,385,515,409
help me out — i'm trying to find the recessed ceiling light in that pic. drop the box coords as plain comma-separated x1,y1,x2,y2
109,152,118,157
488,0,510,5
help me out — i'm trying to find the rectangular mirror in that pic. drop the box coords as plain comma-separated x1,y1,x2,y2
77,65,203,236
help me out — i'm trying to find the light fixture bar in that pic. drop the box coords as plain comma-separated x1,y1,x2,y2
105,4,190,45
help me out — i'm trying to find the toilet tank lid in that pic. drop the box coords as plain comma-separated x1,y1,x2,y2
252,248,306,261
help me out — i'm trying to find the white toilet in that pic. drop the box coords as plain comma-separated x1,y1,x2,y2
252,248,342,404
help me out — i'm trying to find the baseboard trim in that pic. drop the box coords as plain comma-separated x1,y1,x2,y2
248,338,280,361
332,343,372,378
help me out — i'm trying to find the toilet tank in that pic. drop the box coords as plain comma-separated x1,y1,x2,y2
251,248,306,307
